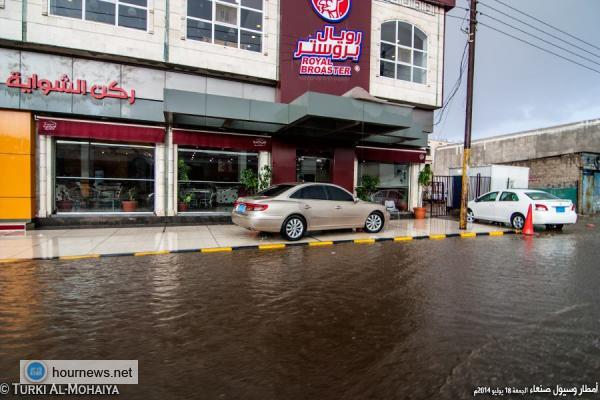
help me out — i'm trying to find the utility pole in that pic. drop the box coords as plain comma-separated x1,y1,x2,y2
459,0,478,230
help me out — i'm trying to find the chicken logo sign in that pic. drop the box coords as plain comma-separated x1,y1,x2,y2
311,0,351,23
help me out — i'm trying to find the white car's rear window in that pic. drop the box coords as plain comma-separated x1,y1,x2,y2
525,192,559,200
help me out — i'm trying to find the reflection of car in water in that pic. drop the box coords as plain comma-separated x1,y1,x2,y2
373,189,408,211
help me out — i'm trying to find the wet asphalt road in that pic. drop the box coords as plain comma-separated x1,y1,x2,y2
0,217,599,400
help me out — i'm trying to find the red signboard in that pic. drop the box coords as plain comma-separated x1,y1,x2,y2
37,118,164,143
356,146,426,164
173,130,272,152
6,72,136,104
279,0,371,103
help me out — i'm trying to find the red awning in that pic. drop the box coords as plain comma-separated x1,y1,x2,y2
37,117,165,144
356,146,426,164
173,129,271,151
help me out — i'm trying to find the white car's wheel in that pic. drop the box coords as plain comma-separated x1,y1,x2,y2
365,212,384,233
281,215,306,241
467,209,475,223
511,213,526,230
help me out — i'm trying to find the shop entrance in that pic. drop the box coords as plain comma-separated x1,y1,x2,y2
296,149,333,183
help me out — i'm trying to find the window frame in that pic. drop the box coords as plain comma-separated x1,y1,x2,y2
499,192,519,202
325,185,355,202
379,20,428,85
48,0,149,32
186,0,264,53
290,185,329,201
477,192,499,203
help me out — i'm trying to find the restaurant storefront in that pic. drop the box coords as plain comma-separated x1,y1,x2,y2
0,0,453,226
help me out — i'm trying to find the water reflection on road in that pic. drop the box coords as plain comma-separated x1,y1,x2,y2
0,222,599,399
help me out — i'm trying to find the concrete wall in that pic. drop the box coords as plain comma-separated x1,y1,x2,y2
434,119,600,175
370,0,444,108
507,154,581,190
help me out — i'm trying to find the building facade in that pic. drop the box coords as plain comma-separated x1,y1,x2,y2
433,119,600,215
0,0,454,225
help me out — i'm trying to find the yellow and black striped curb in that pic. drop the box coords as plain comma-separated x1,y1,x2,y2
0,230,517,263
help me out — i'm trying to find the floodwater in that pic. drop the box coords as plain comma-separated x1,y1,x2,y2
1,219,599,400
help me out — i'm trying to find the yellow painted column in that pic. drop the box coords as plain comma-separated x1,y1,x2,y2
0,111,35,221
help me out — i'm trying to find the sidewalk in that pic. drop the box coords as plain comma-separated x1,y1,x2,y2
0,218,513,261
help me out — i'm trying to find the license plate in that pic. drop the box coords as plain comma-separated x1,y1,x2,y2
236,204,246,213
555,207,565,213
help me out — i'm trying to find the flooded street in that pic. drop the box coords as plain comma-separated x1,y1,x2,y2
1,219,599,399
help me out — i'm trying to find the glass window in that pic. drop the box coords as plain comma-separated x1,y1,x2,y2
214,25,238,47
119,4,147,30
359,162,410,210
478,192,499,202
187,19,212,42
500,192,519,202
380,42,395,61
297,150,332,183
188,0,212,19
50,0,147,30
380,20,428,84
55,140,155,213
526,191,559,200
178,148,258,213
326,186,354,202
380,61,395,78
258,185,296,197
187,0,263,53
290,185,328,200
50,0,83,18
85,0,115,25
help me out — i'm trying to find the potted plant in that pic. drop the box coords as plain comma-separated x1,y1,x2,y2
122,187,138,212
414,164,433,219
178,192,194,212
240,168,259,196
56,186,74,212
355,175,380,202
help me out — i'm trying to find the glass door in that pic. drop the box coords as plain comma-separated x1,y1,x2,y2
296,149,333,183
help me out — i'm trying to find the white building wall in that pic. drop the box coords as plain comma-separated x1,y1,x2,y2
0,0,22,41
370,0,445,108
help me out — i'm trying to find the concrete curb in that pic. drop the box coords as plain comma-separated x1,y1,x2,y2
0,230,518,263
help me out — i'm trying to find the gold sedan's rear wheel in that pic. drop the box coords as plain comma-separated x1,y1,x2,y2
365,212,384,233
281,215,306,241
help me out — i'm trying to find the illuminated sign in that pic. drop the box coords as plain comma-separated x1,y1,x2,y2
5,72,136,104
310,0,351,23
294,26,363,77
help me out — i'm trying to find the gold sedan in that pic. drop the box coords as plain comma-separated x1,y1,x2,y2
232,183,389,241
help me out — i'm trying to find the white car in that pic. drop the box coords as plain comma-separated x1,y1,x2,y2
467,189,577,230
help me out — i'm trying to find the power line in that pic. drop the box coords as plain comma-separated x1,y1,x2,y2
478,10,600,69
478,21,600,76
479,2,600,61
489,0,600,52
434,40,469,126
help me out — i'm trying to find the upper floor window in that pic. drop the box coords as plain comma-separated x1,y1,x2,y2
380,21,427,84
187,0,263,53
49,0,148,31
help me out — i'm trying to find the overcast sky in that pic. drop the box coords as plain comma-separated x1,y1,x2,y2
433,0,600,142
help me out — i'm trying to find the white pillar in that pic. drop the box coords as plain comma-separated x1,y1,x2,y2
408,163,422,210
353,157,358,195
165,127,177,216
154,143,166,216
37,133,48,218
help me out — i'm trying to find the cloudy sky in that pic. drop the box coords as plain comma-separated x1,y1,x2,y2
433,0,600,142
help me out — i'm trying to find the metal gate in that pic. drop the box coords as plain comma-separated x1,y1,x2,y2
428,175,491,217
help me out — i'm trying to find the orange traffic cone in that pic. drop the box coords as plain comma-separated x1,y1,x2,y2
523,204,534,236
